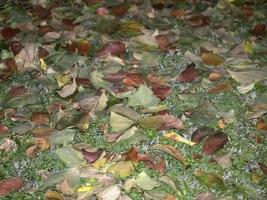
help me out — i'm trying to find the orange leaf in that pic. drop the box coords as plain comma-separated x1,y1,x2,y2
208,82,232,94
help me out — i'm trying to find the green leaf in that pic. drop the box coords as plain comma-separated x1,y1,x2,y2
135,172,159,191
128,85,160,108
55,146,86,167
110,112,135,132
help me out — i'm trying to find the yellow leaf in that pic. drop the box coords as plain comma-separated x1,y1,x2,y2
164,132,196,146
39,58,47,70
55,74,72,88
77,184,94,192
243,41,253,54
107,161,135,178
92,157,107,169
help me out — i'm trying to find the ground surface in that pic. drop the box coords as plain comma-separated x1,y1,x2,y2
0,0,267,200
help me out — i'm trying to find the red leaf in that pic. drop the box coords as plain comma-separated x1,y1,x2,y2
76,77,92,87
152,86,171,100
1,27,20,40
0,177,23,196
203,132,229,155
122,146,139,162
258,162,267,176
191,126,215,143
155,35,170,51
97,42,126,57
62,18,77,31
139,154,166,173
10,41,24,55
82,149,103,163
104,72,128,82
250,23,266,35
178,64,198,82
38,25,54,36
9,86,27,97
111,5,128,17
0,125,9,135
123,74,145,87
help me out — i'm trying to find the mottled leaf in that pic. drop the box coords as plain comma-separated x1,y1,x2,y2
0,177,23,196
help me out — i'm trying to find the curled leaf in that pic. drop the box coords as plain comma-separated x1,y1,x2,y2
164,131,196,146
152,144,188,166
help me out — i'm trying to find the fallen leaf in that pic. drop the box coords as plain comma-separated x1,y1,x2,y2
195,192,215,200
258,163,267,176
152,144,188,166
110,111,135,132
97,42,126,57
159,176,177,191
45,190,63,200
25,145,38,157
128,85,160,108
202,132,229,155
208,72,222,81
57,79,77,98
139,114,184,130
226,68,267,84
0,177,23,196
107,161,135,178
123,74,145,87
155,35,170,51
30,112,50,125
250,23,266,35
82,149,103,163
208,82,232,94
178,64,198,82
97,184,121,200
191,126,215,143
152,86,171,100
8,85,27,97
164,131,196,146
194,169,224,188
1,27,20,40
135,171,159,191
10,41,24,55
214,152,232,169
202,53,224,66
0,125,9,135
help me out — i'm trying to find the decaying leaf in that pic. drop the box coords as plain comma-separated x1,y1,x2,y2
177,64,198,82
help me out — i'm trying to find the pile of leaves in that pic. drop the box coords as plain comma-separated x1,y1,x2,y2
0,0,267,199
